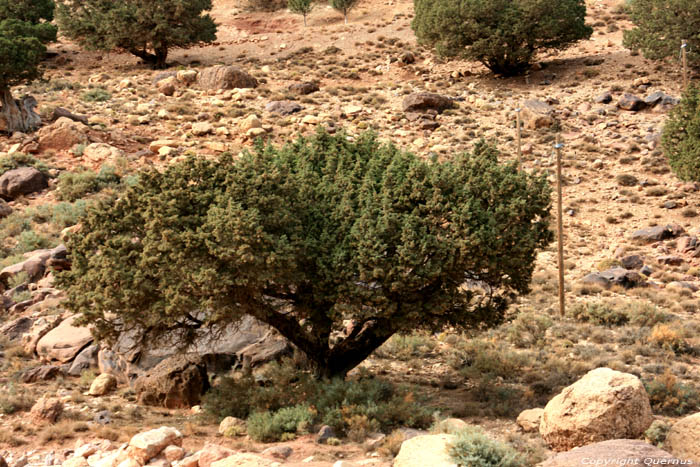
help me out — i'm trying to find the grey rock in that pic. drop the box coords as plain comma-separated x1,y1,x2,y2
0,316,33,341
582,268,645,289
237,332,291,370
94,410,112,425
261,446,293,460
0,167,48,201
620,255,644,270
631,224,684,243
21,365,62,383
594,92,612,104
667,281,699,292
317,425,335,444
657,255,683,266
265,100,303,115
521,99,555,129
198,65,258,90
288,81,318,95
67,344,100,376
617,94,647,111
402,92,454,113
641,265,653,276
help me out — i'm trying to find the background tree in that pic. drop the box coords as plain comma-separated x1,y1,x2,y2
330,0,359,24
56,0,217,69
0,0,57,133
58,131,553,379
411,0,592,76
289,0,314,26
623,0,700,66
662,85,700,181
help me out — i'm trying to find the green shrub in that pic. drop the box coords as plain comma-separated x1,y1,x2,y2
448,426,526,467
411,0,592,76
645,370,700,415
247,404,313,442
569,302,629,326
0,384,35,415
662,85,700,181
80,87,111,102
0,152,49,177
623,0,700,66
644,420,671,447
15,230,50,253
57,166,122,201
505,312,552,348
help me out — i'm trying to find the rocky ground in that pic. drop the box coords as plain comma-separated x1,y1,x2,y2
1,0,700,465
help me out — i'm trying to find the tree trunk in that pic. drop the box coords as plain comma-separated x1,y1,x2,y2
0,88,41,134
154,47,169,70
303,13,307,27
129,48,168,69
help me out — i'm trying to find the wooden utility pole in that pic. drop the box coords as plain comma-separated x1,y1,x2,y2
681,40,689,89
555,137,565,317
515,108,522,168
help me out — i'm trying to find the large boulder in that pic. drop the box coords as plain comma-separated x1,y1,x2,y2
37,117,89,152
402,92,454,114
35,315,93,363
521,99,556,129
393,434,455,467
540,368,654,451
126,427,183,465
29,396,63,424
0,167,48,201
197,65,258,90
665,412,700,463
210,454,274,467
539,439,681,467
517,408,543,433
133,356,209,408
582,267,645,289
631,224,684,243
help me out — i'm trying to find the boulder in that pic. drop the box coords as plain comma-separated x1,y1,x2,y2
22,315,61,355
67,344,100,376
521,99,555,129
163,445,185,463
89,373,118,396
198,444,235,467
237,332,291,369
288,81,319,95
29,396,63,424
394,434,456,467
83,143,124,163
37,117,89,152
239,115,262,131
618,94,647,111
127,427,183,465
265,101,303,115
594,92,612,104
582,268,645,289
157,77,177,96
218,416,246,436
665,412,700,463
260,446,292,460
516,408,543,433
432,418,468,434
210,454,274,467
21,365,63,383
36,315,93,363
198,65,258,90
133,356,209,408
402,92,454,114
0,198,11,218
0,316,33,341
620,254,644,270
191,122,213,136
540,368,653,451
631,224,684,243
540,439,681,467
0,167,48,201
176,70,198,84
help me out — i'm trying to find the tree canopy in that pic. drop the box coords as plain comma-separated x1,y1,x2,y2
56,0,217,69
411,0,592,76
58,131,552,378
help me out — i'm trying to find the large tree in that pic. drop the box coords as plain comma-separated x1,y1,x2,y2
58,131,552,378
0,0,57,133
412,0,592,76
56,0,217,69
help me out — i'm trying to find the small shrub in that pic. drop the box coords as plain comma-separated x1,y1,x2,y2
0,153,49,177
247,404,313,442
81,87,111,102
662,85,700,181
616,174,638,186
15,230,50,253
648,324,691,354
569,301,629,326
505,312,552,348
448,426,526,467
238,0,286,11
0,385,35,415
57,166,122,201
645,370,700,415
644,419,670,447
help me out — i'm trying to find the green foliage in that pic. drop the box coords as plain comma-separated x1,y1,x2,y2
81,87,111,103
288,0,314,25
505,312,552,348
56,0,217,68
58,130,552,378
662,85,700,181
0,0,54,24
645,420,671,448
411,0,592,76
0,19,55,89
247,404,313,442
329,0,358,23
0,152,49,177
569,301,630,326
202,360,433,441
0,383,35,415
623,0,700,66
645,370,700,416
448,426,527,467
57,166,122,202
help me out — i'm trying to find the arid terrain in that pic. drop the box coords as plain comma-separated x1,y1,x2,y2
1,0,699,465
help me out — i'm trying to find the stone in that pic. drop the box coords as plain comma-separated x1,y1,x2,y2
67,344,100,376
667,281,699,292
0,167,48,200
177,70,198,84
0,316,33,341
581,268,645,289
191,122,213,136
22,315,61,355
0,249,50,284
261,446,292,460
521,99,555,129
157,77,177,96
83,143,124,163
665,412,700,463
236,332,291,369
30,396,63,424
657,255,684,266
540,368,654,451
36,315,93,363
540,439,682,467
317,425,336,444
618,94,647,111
393,434,456,467
620,254,644,270
288,81,318,95
198,444,235,467
0,198,11,218
218,416,246,436
89,373,118,396
172,453,199,467
265,101,303,115
210,454,274,467
594,92,612,104
162,446,185,463
239,115,262,131
62,457,90,467
402,92,454,113
37,117,89,152
127,427,183,465
21,364,62,383
344,105,363,115
432,418,468,434
631,224,685,243
198,65,258,90
516,408,543,433
133,356,209,408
